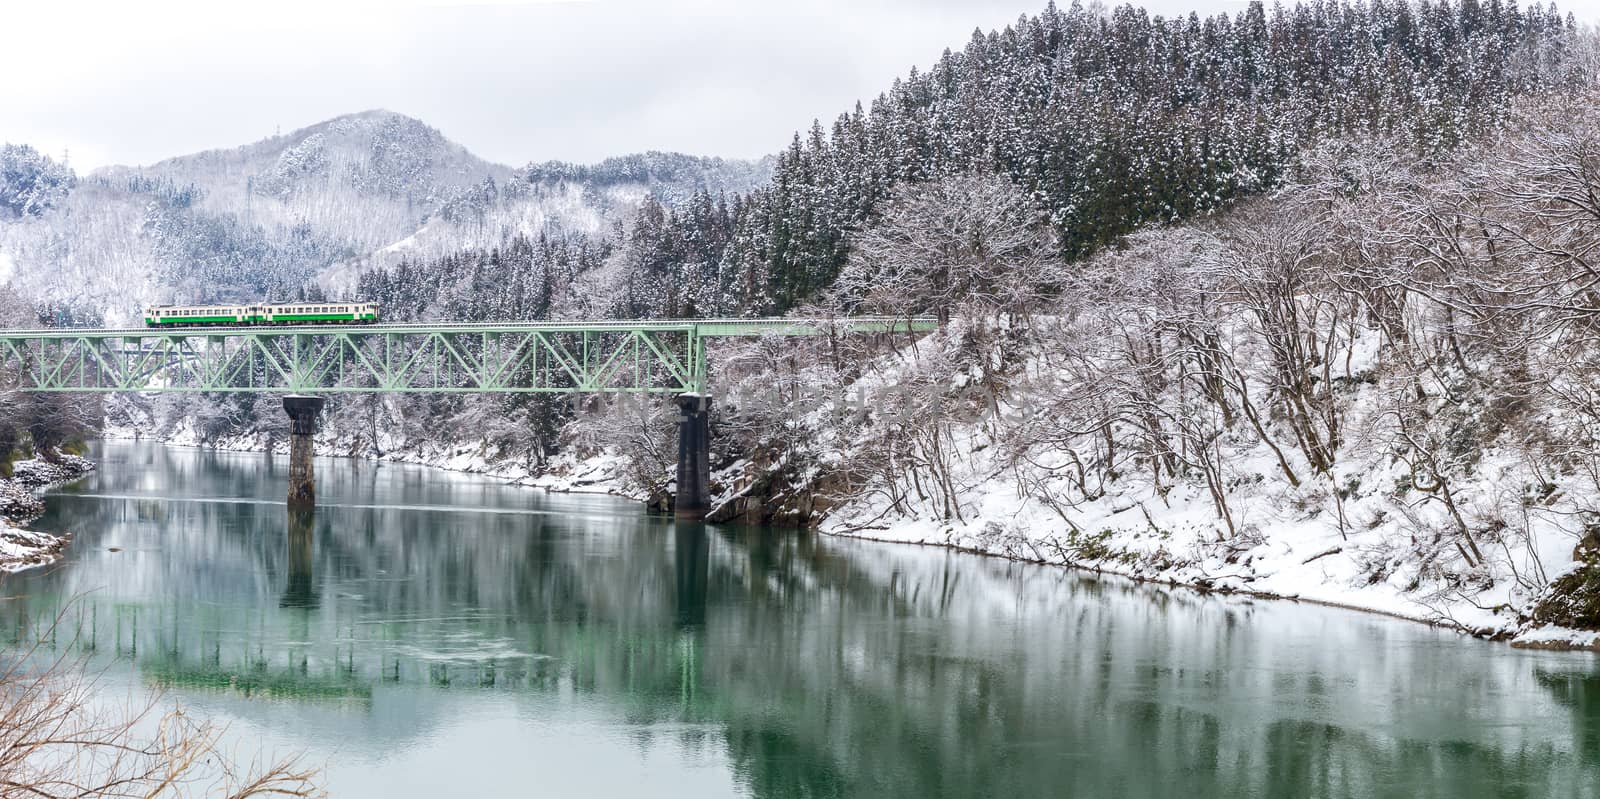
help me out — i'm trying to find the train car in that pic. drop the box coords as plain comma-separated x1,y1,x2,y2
255,302,380,325
144,302,380,327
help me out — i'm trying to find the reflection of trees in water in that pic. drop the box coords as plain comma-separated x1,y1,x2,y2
7,443,1600,798
1539,669,1600,769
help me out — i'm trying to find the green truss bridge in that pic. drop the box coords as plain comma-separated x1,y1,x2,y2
0,317,935,395
0,317,938,519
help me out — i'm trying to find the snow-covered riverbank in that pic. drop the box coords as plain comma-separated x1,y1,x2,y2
821,478,1600,651
102,422,644,499
0,455,94,572
108,413,1599,652
786,315,1600,653
102,348,1600,655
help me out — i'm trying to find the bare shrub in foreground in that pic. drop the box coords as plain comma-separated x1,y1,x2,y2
0,607,322,799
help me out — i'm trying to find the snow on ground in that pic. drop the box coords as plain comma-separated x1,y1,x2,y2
0,523,68,573
1513,624,1600,650
0,455,93,573
800,321,1599,650
102,422,645,501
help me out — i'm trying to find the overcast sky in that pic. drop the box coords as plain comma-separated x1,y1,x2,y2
5,0,1599,172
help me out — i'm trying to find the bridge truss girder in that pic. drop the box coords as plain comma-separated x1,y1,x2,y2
0,325,705,395
0,318,935,395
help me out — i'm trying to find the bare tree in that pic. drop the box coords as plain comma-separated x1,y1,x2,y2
832,173,1063,326
0,607,322,798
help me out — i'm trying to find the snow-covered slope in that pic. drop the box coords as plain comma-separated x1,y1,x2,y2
689,310,1594,650
0,111,772,324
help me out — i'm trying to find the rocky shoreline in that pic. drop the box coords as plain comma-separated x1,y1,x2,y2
0,455,94,573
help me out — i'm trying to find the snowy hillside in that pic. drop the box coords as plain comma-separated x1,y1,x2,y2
0,111,772,324
522,151,779,206
681,96,1600,649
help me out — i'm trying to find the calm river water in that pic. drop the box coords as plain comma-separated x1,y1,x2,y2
4,441,1600,798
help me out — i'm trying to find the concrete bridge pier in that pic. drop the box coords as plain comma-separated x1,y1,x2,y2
283,396,325,509
675,394,712,520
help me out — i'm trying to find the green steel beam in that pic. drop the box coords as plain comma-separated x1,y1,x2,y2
0,317,936,395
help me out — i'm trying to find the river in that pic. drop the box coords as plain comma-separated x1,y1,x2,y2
3,441,1600,798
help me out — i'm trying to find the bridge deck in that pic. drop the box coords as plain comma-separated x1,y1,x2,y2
0,317,934,338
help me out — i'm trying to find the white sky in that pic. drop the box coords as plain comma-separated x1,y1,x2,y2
4,0,1599,171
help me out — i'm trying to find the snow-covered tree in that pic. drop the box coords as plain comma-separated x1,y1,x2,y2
0,144,74,218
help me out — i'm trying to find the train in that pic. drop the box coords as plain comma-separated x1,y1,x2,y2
143,302,380,327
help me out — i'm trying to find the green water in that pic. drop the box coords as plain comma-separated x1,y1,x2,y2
4,441,1600,798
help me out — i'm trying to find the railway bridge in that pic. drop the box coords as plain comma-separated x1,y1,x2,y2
0,317,936,518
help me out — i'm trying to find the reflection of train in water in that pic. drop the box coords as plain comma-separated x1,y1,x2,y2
143,302,380,327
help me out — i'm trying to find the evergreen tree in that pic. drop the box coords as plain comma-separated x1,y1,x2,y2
609,0,1581,319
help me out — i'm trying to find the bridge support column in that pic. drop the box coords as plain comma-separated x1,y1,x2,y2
675,394,712,520
283,396,324,509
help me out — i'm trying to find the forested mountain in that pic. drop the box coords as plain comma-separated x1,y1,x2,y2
522,152,779,205
357,233,609,323
612,0,1583,317
176,0,1585,457
0,111,771,324
5,1,1576,328
362,0,1582,328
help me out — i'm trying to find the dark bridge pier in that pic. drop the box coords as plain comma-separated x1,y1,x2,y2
675,394,712,520
283,396,325,509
